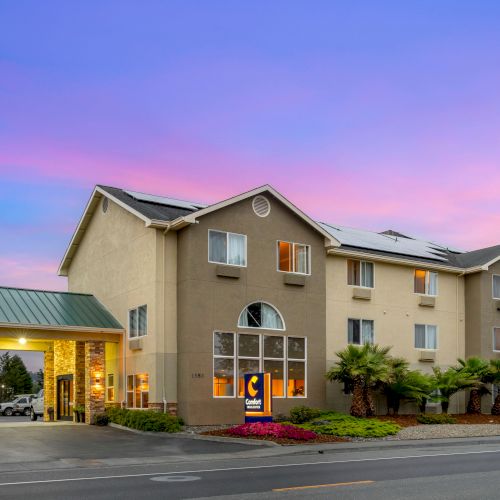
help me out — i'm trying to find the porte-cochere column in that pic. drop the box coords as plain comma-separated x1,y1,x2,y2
43,347,54,421
85,340,105,424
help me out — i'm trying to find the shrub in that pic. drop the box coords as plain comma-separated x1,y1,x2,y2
298,412,401,438
289,406,322,424
94,413,109,426
227,422,317,441
416,413,456,425
106,407,183,433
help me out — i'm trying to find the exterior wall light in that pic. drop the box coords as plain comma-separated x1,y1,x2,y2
93,372,103,387
18,338,27,345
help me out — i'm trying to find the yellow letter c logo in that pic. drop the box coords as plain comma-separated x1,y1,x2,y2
247,375,259,397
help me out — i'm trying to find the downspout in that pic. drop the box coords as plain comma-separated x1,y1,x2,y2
162,223,171,413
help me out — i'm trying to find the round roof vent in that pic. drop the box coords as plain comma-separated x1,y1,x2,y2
252,195,271,217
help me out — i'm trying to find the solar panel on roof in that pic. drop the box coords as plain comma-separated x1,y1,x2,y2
124,190,207,211
319,222,453,262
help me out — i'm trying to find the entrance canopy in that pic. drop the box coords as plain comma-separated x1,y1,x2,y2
0,286,123,349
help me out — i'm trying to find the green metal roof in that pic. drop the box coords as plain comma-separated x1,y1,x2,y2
0,287,123,330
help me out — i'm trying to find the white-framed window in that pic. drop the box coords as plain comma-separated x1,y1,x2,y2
107,374,115,402
264,335,285,397
238,302,285,330
208,230,247,267
237,334,260,397
287,337,306,397
493,327,500,352
129,305,147,338
348,319,374,345
126,373,149,408
493,275,500,300
277,241,311,275
214,332,307,399
414,270,438,296
347,259,374,288
415,324,438,350
213,332,236,397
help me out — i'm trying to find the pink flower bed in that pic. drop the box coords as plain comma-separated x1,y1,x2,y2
227,422,317,441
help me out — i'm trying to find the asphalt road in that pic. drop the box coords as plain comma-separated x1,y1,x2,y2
2,444,500,499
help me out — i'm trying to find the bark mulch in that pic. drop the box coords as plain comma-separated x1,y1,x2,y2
202,428,349,445
375,414,500,427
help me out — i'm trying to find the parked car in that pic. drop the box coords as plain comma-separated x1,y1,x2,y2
30,390,44,421
1,396,32,416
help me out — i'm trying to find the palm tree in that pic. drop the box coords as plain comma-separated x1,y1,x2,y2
455,357,490,414
362,344,391,416
326,344,391,417
382,360,434,415
432,367,476,414
326,344,367,417
488,360,500,415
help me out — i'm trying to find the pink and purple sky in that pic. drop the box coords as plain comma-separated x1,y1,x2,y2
1,0,500,299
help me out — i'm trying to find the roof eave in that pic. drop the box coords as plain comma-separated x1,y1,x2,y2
328,247,465,273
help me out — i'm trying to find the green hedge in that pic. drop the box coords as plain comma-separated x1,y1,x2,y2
289,406,322,424
298,412,401,438
416,413,456,425
106,407,183,433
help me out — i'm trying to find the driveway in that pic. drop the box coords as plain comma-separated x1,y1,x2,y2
0,423,263,473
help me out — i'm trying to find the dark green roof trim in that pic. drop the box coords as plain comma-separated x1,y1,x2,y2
0,287,123,330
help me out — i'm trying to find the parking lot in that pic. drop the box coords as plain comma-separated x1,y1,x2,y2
0,415,31,423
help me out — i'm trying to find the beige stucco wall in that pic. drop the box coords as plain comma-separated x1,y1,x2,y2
67,196,174,405
176,194,327,424
326,255,466,414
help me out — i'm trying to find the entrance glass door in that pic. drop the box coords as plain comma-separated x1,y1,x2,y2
57,375,74,420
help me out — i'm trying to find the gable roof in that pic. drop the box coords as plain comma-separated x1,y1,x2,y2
0,286,123,331
58,184,500,276
58,184,341,275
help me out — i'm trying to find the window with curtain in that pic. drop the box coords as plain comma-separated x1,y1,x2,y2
277,241,310,274
348,319,374,345
129,305,147,338
209,230,246,267
238,302,284,330
493,276,500,299
213,332,235,397
414,270,438,295
414,324,438,349
494,328,500,352
347,259,374,288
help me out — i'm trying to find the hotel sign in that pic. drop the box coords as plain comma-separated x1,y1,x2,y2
244,372,272,423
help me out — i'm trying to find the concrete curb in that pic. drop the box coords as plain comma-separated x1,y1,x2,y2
108,423,278,447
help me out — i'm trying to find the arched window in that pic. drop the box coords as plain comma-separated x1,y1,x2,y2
238,302,285,330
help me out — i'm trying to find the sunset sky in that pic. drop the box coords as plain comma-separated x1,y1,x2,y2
1,0,500,301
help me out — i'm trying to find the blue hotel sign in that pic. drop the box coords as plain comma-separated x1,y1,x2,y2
244,372,272,423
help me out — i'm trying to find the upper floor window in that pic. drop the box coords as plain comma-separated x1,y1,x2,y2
129,305,147,338
208,230,247,267
348,318,374,345
277,241,310,274
238,302,285,330
347,259,374,288
414,270,438,296
493,275,500,300
415,324,437,350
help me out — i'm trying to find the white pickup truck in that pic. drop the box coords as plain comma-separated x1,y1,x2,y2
29,390,44,421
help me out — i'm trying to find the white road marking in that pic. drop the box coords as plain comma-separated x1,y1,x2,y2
150,475,201,482
1,448,500,487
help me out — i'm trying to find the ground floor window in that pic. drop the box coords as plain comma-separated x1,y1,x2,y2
127,373,149,408
107,374,115,402
213,332,306,398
